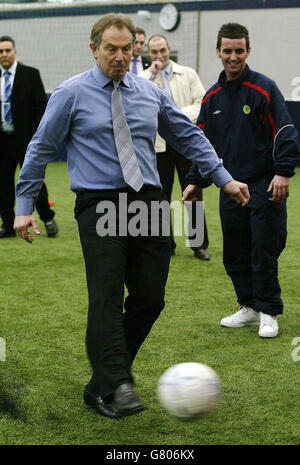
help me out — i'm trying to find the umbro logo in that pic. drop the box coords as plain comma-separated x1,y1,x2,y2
213,110,221,115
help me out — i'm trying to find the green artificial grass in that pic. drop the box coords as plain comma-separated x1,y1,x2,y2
0,163,299,445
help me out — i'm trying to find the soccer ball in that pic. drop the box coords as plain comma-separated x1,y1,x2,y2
157,362,221,420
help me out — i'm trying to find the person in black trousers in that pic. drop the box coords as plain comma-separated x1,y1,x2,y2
140,34,210,260
0,35,58,238
156,143,209,257
184,23,300,338
14,14,249,419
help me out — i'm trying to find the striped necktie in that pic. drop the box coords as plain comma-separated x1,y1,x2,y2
131,58,138,75
3,70,13,125
111,80,143,192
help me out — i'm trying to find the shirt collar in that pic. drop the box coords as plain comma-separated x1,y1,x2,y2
163,62,172,78
131,55,142,63
0,60,17,76
169,60,183,75
218,64,250,88
92,64,130,89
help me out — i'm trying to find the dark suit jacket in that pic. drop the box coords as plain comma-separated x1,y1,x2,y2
1,63,47,157
141,56,151,70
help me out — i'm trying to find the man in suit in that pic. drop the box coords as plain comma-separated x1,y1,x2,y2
0,35,58,238
140,34,210,260
129,27,151,74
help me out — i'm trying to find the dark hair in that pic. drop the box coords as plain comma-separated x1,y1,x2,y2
148,34,169,48
217,23,250,50
90,13,136,48
135,27,146,36
0,35,15,47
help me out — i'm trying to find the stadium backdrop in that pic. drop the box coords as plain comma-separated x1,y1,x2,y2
0,0,299,163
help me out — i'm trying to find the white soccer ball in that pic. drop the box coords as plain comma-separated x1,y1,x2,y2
157,362,221,420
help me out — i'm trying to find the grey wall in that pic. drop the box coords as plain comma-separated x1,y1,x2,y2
199,8,300,99
0,10,199,92
0,5,299,99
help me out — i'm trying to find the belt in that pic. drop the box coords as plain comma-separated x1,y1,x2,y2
77,185,161,195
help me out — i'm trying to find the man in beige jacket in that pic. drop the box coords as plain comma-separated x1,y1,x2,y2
140,34,210,260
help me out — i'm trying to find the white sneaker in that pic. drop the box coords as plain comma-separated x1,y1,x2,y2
259,312,278,338
220,306,260,328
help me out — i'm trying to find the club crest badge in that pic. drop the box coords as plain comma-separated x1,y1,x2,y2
243,104,251,115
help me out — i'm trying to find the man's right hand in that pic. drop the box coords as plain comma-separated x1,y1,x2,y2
149,60,163,75
183,180,250,207
222,180,250,206
14,215,40,243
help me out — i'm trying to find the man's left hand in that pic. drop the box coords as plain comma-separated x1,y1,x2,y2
267,175,289,203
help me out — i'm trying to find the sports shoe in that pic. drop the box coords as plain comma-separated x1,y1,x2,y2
44,219,58,237
259,312,278,338
220,306,260,328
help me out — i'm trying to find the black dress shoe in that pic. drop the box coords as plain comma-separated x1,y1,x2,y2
83,386,122,419
44,219,59,237
0,227,16,238
113,383,145,417
194,248,210,261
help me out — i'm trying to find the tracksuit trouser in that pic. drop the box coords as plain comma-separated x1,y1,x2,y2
220,175,287,316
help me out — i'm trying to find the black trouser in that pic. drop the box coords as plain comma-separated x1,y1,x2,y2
0,132,54,230
220,175,287,316
156,144,209,252
75,188,170,399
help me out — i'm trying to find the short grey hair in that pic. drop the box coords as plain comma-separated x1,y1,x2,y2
90,13,136,48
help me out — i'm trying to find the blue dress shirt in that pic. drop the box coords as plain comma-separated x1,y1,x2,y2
16,64,232,215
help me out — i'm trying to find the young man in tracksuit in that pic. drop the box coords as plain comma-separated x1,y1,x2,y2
184,23,300,338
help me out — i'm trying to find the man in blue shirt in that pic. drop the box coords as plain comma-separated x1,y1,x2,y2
14,14,249,419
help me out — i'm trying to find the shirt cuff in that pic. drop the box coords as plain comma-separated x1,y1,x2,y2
209,166,233,188
16,197,35,216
